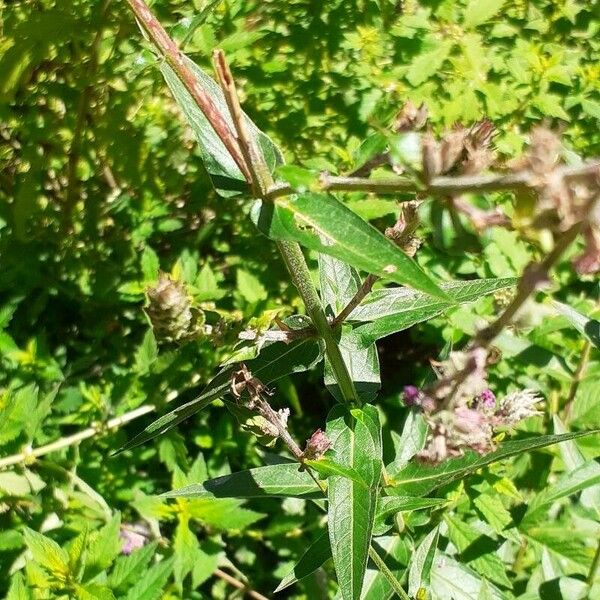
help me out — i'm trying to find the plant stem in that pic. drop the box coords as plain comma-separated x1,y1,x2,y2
126,0,251,181
265,160,600,199
564,339,592,421
474,221,582,346
0,403,157,469
212,51,358,405
368,546,411,600
332,273,378,327
278,240,359,404
213,568,270,600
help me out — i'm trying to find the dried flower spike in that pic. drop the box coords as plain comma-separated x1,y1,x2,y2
146,273,204,343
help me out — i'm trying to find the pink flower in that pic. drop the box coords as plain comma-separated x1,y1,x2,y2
476,389,496,409
120,524,149,555
403,385,420,406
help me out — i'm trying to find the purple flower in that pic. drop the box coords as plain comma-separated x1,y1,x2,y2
403,385,420,406
477,389,496,408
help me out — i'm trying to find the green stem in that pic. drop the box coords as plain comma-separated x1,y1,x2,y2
368,546,411,600
277,240,359,405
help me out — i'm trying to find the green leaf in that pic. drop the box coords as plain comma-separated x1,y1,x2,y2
326,405,382,600
408,526,439,597
173,518,198,588
275,531,332,592
252,193,448,299
304,458,368,487
406,39,453,86
319,253,381,402
374,496,446,534
387,410,428,474
140,246,159,282
68,528,88,580
550,300,600,349
160,55,282,196
389,430,600,496
532,94,570,120
553,415,600,511
75,584,116,600
444,514,512,588
108,542,158,591
6,573,33,600
123,557,174,600
430,553,505,599
361,536,410,600
135,329,158,374
85,514,121,577
236,269,267,304
571,368,600,428
463,0,505,28
521,461,600,526
0,384,38,445
161,462,321,499
22,527,70,577
114,337,322,453
187,497,265,530
351,278,517,345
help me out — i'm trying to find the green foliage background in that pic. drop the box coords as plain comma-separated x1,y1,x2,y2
0,0,599,598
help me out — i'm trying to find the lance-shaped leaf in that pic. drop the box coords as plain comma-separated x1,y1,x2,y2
351,278,517,346
161,462,321,499
361,536,411,600
319,253,380,402
408,526,439,597
521,460,600,527
161,56,283,197
275,531,332,592
115,337,322,454
252,194,448,299
326,405,382,600
387,410,428,474
429,553,505,600
388,430,600,497
373,496,446,535
553,415,600,511
550,300,600,349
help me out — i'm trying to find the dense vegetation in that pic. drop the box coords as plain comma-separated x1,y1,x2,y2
1,0,599,598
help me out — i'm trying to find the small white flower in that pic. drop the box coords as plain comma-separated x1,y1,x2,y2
496,389,543,424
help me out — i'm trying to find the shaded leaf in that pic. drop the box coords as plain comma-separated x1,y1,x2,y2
123,558,174,600
275,531,332,592
115,337,323,453
551,300,600,349
161,462,321,499
160,55,282,196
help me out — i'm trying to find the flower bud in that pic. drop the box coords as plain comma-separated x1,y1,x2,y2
145,273,204,343
302,429,331,460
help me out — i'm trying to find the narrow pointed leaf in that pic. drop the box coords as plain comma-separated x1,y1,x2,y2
275,531,332,592
160,56,282,197
521,461,600,526
115,337,322,453
252,194,448,299
408,526,439,596
161,462,321,499
387,410,428,474
326,405,382,600
551,300,600,349
352,278,517,345
319,254,380,402
389,430,600,496
304,458,368,487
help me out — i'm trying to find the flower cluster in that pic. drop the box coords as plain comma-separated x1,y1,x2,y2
403,353,542,463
